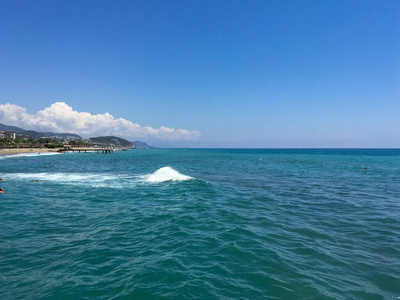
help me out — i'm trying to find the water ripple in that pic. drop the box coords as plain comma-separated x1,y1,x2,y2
1,149,399,299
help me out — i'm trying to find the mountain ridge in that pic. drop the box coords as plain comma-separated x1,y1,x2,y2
0,122,82,139
132,141,156,149
0,122,155,148
89,136,134,148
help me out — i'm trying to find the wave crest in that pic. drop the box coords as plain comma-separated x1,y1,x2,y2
143,167,193,183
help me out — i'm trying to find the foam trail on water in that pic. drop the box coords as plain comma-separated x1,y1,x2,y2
6,167,194,187
142,167,193,183
0,152,61,159
7,172,124,188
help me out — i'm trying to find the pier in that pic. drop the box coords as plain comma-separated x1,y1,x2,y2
58,147,114,154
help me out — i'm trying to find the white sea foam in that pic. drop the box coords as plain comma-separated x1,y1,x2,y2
0,152,62,159
142,167,193,183
6,167,193,188
8,172,124,188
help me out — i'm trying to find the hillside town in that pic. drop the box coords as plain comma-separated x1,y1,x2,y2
0,130,134,150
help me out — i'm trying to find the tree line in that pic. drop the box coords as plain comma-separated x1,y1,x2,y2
0,137,85,149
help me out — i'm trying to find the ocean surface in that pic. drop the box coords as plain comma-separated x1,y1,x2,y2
0,148,399,300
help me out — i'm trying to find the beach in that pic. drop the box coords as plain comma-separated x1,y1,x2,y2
0,148,59,156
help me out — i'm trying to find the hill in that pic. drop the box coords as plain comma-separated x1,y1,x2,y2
40,132,82,139
0,123,26,133
132,141,155,149
0,123,82,140
89,136,134,148
21,130,82,140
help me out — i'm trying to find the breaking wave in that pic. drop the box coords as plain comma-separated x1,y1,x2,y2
6,167,194,188
141,167,194,183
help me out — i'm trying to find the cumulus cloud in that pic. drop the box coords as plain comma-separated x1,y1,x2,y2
0,102,201,140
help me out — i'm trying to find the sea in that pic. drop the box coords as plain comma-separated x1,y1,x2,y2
0,148,399,300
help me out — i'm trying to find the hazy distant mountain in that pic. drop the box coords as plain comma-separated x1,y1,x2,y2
89,136,134,147
0,122,82,139
21,130,82,139
40,132,82,139
19,130,46,139
132,141,155,149
0,123,26,133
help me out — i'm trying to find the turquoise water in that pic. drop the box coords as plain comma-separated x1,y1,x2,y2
1,149,399,299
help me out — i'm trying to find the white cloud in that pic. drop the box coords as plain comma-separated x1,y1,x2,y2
0,102,201,140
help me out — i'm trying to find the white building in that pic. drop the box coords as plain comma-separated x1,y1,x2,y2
4,131,16,139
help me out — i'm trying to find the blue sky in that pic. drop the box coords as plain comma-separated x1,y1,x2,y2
0,0,399,147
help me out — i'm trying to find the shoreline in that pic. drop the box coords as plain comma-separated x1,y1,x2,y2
0,148,59,156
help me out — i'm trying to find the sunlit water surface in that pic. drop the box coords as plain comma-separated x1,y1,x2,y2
1,149,399,299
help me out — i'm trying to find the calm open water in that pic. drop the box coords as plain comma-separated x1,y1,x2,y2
0,149,399,299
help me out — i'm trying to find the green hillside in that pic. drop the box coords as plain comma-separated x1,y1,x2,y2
89,136,133,147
